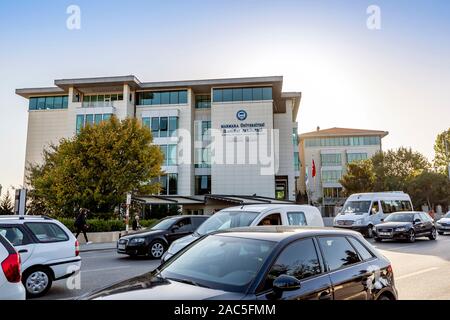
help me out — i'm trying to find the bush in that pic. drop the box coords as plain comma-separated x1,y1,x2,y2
57,218,158,233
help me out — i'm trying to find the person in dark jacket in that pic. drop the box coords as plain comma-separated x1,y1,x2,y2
75,208,91,244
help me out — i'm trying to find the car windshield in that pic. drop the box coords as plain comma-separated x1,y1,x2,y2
151,217,178,230
195,211,259,236
384,213,414,222
444,213,450,219
342,201,371,215
161,235,275,293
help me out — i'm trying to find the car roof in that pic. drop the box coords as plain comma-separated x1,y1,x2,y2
211,226,362,242
0,215,54,221
220,204,317,213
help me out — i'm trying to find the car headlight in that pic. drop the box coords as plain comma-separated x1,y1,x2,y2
395,227,407,232
436,221,441,226
354,219,363,226
130,238,146,245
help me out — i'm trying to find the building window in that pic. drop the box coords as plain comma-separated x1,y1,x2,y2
168,173,178,195
305,136,381,148
159,144,177,166
195,175,211,195
195,147,211,168
347,153,368,163
143,117,179,138
195,120,211,141
195,95,211,109
320,154,342,166
321,170,343,183
292,128,299,146
212,87,272,103
75,114,113,134
137,90,188,106
82,93,123,108
29,96,69,110
323,187,343,199
293,152,300,171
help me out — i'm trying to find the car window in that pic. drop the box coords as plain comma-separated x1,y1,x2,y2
258,213,281,226
318,237,362,271
25,222,69,243
261,238,321,292
287,212,307,226
413,214,421,222
370,201,379,215
174,218,192,232
420,213,431,222
0,226,25,246
347,237,374,261
192,217,208,229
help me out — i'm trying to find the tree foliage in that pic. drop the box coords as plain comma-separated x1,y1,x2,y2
371,147,430,191
406,171,450,210
339,160,375,195
26,117,163,217
0,191,14,215
433,128,450,175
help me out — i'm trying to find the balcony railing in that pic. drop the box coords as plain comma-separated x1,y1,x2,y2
81,101,119,108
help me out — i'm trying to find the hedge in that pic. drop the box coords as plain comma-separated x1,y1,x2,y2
58,218,158,233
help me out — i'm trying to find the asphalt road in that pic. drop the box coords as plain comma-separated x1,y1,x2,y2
39,234,450,300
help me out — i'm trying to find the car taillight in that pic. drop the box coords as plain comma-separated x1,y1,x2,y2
75,240,80,256
1,252,21,283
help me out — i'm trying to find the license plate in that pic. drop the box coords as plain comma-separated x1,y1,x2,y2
379,232,391,236
118,244,126,250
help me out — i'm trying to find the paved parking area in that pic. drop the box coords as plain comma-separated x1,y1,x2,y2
38,234,450,300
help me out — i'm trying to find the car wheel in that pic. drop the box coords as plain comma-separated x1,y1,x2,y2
429,228,437,240
374,237,382,242
438,231,444,235
23,267,53,298
366,225,374,238
408,230,416,243
377,294,393,301
149,240,165,259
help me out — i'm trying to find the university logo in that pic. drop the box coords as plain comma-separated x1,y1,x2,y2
236,110,247,121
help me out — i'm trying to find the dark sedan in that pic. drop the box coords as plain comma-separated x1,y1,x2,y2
374,211,437,243
117,215,209,259
87,227,397,300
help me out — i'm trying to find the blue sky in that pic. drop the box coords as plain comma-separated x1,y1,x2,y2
1,0,449,194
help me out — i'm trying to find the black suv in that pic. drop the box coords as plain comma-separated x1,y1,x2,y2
117,215,209,259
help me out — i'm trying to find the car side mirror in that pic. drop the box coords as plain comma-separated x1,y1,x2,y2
414,219,421,224
273,275,301,293
380,218,384,222
171,226,180,232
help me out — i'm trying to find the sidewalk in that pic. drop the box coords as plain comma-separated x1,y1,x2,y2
79,241,116,252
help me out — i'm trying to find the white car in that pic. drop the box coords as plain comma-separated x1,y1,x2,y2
0,215,81,298
436,211,450,235
162,204,324,262
0,234,26,300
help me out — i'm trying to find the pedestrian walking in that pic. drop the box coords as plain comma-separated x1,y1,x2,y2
75,208,92,244
132,214,141,231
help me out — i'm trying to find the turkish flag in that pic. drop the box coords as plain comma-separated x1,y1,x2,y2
312,159,316,178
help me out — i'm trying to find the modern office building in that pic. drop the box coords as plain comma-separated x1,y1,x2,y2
298,127,388,216
16,75,301,208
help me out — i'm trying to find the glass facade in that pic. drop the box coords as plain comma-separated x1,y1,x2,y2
212,87,272,103
82,93,123,107
305,136,381,147
155,174,178,195
29,96,68,110
76,114,113,134
195,147,211,168
195,95,211,109
159,144,177,166
293,152,300,171
137,90,188,106
321,170,343,183
292,128,299,146
142,116,178,138
195,175,211,195
323,187,343,199
320,154,342,166
347,153,368,163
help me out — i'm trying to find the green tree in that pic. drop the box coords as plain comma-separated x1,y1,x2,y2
433,128,450,176
0,191,14,215
340,160,376,195
26,117,163,217
371,147,430,191
406,171,450,210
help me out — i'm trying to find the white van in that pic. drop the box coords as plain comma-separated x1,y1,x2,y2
333,192,413,238
162,204,324,262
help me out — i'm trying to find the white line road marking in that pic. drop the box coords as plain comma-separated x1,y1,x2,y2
396,267,440,281
82,266,131,273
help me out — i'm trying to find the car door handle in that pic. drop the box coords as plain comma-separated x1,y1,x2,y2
18,249,28,253
319,291,332,300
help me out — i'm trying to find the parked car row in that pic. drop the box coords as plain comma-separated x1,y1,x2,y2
0,215,81,299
